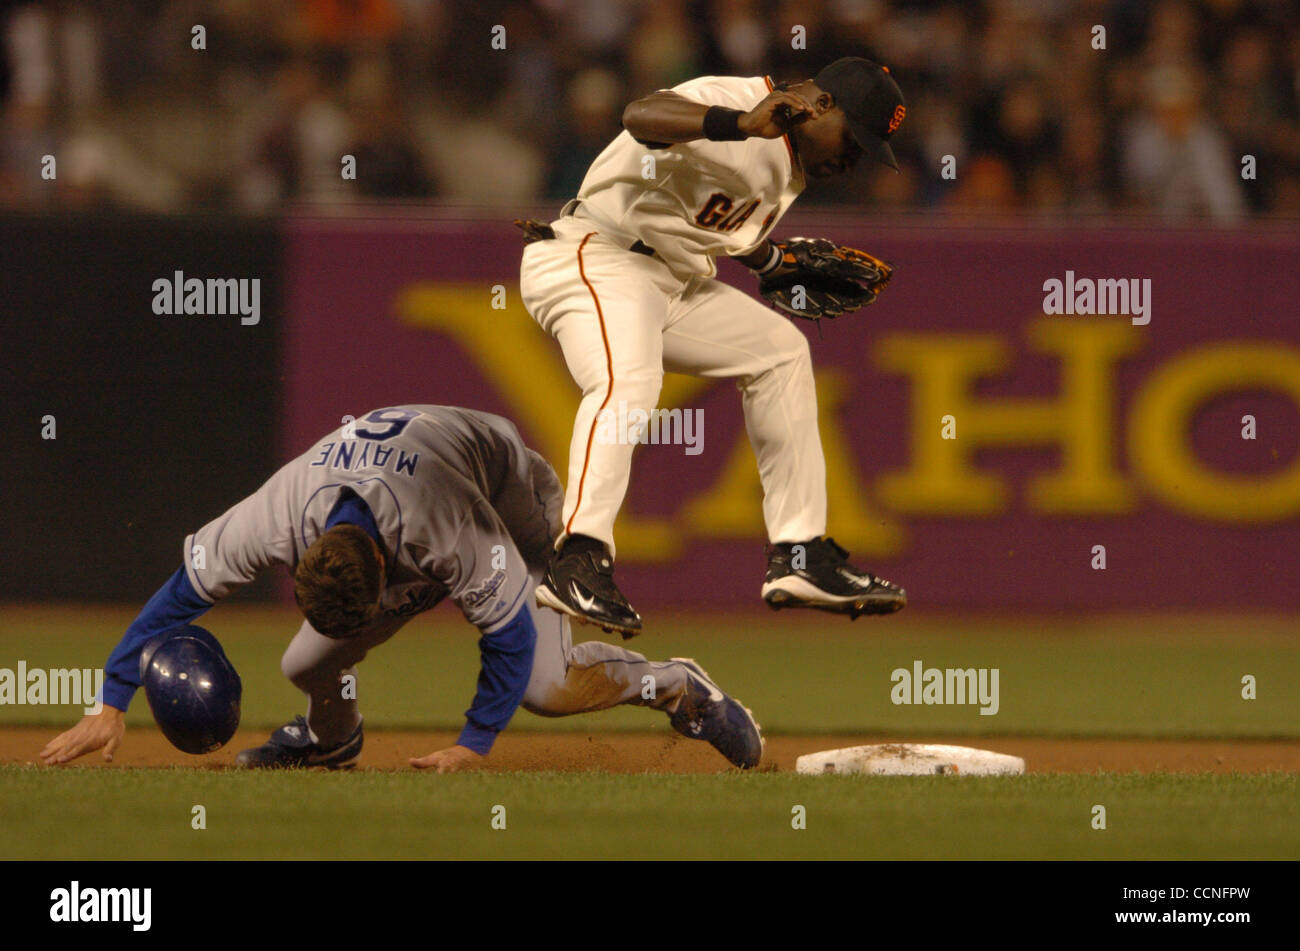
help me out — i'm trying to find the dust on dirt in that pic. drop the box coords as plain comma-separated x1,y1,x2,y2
4,728,1299,773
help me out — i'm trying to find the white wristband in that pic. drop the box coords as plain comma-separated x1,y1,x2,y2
751,243,782,275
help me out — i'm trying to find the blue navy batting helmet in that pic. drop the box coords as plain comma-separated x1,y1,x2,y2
140,625,242,754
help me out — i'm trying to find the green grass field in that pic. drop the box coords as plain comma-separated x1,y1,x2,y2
1,767,1296,859
2,606,1297,859
3,605,1297,736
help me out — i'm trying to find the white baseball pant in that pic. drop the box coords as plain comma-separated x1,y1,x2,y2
519,215,827,557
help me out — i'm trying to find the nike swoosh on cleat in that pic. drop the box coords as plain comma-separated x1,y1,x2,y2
694,675,724,703
569,582,600,614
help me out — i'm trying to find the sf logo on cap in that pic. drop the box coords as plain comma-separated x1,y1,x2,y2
888,105,906,134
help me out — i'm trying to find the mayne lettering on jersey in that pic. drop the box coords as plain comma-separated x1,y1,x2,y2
308,440,419,477
694,193,761,233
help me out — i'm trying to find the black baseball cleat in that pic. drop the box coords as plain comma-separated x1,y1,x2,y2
234,715,363,769
761,536,907,618
534,535,643,638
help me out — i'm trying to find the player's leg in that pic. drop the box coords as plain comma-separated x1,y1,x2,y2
520,583,763,768
665,278,826,543
282,613,407,741
521,231,673,555
489,437,566,575
520,591,686,716
234,614,407,768
520,230,676,635
662,279,906,616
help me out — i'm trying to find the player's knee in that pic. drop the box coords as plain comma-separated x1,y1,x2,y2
773,321,813,369
281,657,314,690
280,650,300,682
520,698,567,718
742,324,812,390
521,683,586,717
281,653,333,692
611,368,664,407
582,367,661,404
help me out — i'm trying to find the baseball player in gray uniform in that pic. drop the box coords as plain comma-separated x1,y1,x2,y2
40,405,762,771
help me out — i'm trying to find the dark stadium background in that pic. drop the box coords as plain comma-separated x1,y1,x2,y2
3,0,1298,609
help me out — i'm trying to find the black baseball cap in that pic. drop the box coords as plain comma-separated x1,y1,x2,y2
814,57,906,170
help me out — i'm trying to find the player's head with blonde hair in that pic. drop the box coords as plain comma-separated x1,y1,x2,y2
294,525,385,637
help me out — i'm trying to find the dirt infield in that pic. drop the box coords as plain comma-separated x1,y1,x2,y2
4,727,1300,773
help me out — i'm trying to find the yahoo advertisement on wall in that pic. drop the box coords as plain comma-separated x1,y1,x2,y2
283,213,1300,610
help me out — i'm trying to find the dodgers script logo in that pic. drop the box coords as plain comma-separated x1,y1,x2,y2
461,569,507,609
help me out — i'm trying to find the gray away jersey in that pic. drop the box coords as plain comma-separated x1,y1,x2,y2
183,406,562,633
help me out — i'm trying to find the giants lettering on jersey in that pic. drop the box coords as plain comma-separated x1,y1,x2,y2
694,193,761,233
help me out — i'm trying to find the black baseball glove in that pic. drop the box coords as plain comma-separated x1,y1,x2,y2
758,237,894,320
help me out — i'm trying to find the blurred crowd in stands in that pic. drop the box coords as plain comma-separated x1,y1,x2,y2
2,0,1298,219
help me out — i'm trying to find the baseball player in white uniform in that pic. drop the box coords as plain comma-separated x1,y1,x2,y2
520,58,909,637
40,405,763,771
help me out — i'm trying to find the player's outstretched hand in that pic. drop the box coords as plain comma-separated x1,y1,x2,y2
41,707,126,765
410,744,485,774
739,88,820,139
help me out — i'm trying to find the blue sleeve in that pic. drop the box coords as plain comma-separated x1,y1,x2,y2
456,604,537,755
102,568,212,712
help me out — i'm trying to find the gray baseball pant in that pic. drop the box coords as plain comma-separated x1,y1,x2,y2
278,572,691,746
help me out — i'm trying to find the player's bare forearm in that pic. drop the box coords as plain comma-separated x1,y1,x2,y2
622,88,819,145
622,93,712,144
731,240,775,270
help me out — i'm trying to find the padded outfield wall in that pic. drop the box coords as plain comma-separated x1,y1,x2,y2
4,211,1297,609
280,210,1300,610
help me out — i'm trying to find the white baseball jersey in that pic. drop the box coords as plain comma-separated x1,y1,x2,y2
520,75,828,555
573,75,806,280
